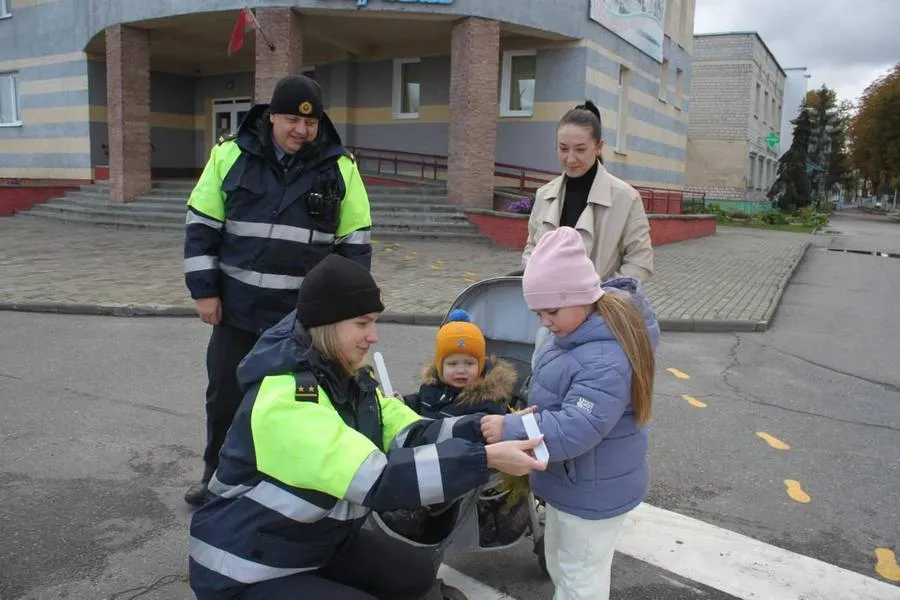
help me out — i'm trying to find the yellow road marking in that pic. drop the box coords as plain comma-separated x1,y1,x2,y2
756,432,791,450
383,247,394,252
667,368,690,379
784,480,811,504
682,395,707,408
874,548,900,582
463,278,476,283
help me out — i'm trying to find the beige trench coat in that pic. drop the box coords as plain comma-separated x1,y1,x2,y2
522,163,654,282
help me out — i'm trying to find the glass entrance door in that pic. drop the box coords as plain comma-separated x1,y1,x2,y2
212,97,251,144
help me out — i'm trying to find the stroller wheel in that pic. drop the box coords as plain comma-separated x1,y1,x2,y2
440,581,469,600
534,536,549,578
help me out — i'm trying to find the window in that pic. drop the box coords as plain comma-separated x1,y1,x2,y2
757,155,765,190
771,97,777,128
500,50,536,117
616,65,630,153
674,68,683,110
754,83,761,118
0,72,21,126
658,60,669,103
748,154,756,189
0,0,10,19
392,58,420,119
763,91,769,122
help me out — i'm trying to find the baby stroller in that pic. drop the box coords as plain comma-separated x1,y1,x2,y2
367,274,550,585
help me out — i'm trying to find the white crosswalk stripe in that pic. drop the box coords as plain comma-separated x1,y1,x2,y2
443,502,899,600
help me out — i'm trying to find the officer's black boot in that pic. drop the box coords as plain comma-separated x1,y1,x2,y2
184,466,214,507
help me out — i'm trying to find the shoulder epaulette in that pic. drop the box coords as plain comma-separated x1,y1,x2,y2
216,132,237,146
293,371,320,403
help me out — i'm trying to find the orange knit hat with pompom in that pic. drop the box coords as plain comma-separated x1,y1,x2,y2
434,309,486,377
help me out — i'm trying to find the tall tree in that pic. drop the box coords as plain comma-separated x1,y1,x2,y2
850,64,900,197
803,86,849,207
768,108,813,211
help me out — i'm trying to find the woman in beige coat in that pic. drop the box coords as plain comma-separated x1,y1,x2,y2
522,100,654,282
524,100,654,364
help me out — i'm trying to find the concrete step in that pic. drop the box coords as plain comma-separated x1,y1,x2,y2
46,196,466,221
76,186,449,204
27,203,185,223
14,211,480,240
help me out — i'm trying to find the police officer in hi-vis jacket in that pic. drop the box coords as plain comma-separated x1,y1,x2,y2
183,74,373,506
188,254,547,599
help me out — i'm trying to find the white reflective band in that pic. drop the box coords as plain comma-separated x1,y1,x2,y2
189,537,315,584
225,220,335,244
186,211,224,230
414,445,445,506
344,450,388,505
184,255,219,273
311,230,335,243
337,230,372,245
207,473,252,499
392,423,415,449
437,416,463,443
220,263,303,290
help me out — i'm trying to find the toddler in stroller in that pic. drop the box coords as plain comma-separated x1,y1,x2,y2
375,310,533,597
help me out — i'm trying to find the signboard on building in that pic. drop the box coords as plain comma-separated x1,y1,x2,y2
589,0,666,63
766,131,780,152
349,0,453,6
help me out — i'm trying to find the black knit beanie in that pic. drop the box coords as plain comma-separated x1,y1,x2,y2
268,75,323,119
296,255,384,328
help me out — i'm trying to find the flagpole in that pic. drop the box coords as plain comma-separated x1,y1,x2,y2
246,5,275,51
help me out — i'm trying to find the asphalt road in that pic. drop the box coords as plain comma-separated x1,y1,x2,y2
1,212,897,600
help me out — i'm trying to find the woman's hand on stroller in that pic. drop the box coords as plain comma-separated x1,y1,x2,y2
481,405,537,443
485,438,548,476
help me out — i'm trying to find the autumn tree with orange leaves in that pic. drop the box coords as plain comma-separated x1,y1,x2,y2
850,64,900,198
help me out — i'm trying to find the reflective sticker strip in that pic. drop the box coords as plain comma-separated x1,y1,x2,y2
414,445,445,506
225,220,335,244
343,450,388,505
336,230,372,245
391,422,418,449
189,536,315,584
220,263,303,290
437,416,464,443
184,255,219,273
207,473,252,499
186,211,224,230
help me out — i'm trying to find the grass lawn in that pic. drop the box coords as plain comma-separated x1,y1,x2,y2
720,222,818,234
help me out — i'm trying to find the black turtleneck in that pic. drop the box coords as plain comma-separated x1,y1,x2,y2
559,160,598,228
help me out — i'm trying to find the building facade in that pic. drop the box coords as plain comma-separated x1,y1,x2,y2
0,0,695,208
779,66,811,158
685,32,785,206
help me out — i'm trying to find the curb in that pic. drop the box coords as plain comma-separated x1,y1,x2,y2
1,301,773,333
756,240,811,332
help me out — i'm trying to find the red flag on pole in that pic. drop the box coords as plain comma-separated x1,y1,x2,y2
228,7,259,56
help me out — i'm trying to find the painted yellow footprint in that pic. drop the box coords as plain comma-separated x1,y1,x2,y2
666,368,690,379
756,432,791,450
682,395,707,408
784,479,811,503
874,548,900,582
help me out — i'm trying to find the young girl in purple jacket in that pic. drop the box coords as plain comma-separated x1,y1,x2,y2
481,226,660,600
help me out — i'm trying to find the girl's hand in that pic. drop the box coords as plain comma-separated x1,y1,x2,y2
392,391,404,402
480,415,505,443
485,438,549,476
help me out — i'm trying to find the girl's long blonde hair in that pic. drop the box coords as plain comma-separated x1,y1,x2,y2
595,292,654,425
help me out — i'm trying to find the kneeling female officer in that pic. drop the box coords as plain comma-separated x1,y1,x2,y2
189,253,547,600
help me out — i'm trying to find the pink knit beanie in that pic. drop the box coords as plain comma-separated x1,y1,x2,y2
523,227,604,310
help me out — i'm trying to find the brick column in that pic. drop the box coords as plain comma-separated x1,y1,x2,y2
254,8,303,104
105,25,151,204
447,18,499,209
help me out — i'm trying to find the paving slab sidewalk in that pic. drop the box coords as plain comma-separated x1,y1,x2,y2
0,218,811,332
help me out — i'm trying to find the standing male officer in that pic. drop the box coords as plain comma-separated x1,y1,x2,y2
182,74,373,505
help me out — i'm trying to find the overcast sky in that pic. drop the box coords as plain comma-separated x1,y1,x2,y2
693,0,900,105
